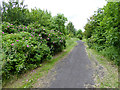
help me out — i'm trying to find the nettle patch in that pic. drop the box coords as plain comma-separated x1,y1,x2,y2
2,22,66,80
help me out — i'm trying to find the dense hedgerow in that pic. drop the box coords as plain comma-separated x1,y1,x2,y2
27,22,66,55
84,2,120,65
2,22,66,80
1,0,75,82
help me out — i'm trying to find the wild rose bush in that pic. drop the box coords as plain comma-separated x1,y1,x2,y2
2,22,17,34
28,22,66,55
2,22,66,80
46,30,66,55
2,32,52,80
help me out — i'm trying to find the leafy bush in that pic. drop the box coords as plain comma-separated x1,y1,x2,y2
27,22,66,55
2,0,30,25
100,46,120,65
2,22,17,34
46,30,66,55
66,22,76,37
1,0,69,83
76,29,83,40
2,32,52,80
2,22,66,80
84,2,120,65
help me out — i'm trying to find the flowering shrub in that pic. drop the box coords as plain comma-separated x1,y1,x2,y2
2,22,17,34
27,23,66,55
46,30,66,55
2,22,66,80
2,32,52,80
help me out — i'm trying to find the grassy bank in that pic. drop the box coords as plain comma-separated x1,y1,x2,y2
3,38,79,88
0,26,2,89
82,39,118,88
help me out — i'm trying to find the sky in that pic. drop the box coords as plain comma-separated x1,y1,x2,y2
2,0,107,31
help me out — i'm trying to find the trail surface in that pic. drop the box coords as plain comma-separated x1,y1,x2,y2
35,40,94,88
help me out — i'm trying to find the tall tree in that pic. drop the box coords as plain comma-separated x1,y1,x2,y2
2,0,29,25
51,14,67,34
76,29,83,40
84,2,120,65
30,8,52,27
66,21,76,37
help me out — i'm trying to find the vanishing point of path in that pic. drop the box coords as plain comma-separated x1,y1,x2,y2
36,41,94,88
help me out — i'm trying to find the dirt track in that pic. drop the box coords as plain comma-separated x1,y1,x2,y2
46,40,94,88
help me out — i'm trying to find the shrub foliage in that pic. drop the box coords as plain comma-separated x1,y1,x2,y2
2,21,66,80
84,2,120,65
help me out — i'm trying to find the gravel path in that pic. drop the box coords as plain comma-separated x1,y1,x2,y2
47,40,94,88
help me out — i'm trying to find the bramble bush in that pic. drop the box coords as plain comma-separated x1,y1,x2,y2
2,22,66,80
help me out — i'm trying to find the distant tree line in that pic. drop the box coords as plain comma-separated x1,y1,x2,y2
2,0,83,37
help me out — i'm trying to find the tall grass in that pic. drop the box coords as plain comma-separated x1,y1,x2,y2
100,46,120,66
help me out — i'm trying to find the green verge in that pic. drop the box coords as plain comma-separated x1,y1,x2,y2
0,24,2,89
82,39,118,88
3,38,79,88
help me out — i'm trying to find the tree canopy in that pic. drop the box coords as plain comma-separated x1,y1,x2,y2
84,2,120,65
